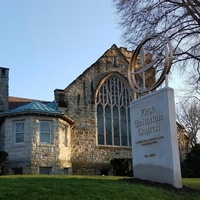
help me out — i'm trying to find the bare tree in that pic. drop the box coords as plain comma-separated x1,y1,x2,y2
113,0,200,94
177,99,200,147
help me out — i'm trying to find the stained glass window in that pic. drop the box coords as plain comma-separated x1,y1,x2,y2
96,76,132,146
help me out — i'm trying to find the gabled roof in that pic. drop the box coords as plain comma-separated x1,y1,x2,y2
96,44,132,64
55,44,133,93
0,100,75,125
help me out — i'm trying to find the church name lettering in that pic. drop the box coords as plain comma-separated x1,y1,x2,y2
138,123,160,135
133,107,165,159
134,106,163,136
140,107,155,117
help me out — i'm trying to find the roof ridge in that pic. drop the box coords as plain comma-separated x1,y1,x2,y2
9,96,49,102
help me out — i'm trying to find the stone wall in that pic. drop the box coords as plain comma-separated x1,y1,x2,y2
2,115,72,174
55,45,133,174
0,122,5,151
0,67,9,112
4,116,32,174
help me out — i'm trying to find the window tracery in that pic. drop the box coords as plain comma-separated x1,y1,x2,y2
96,76,132,146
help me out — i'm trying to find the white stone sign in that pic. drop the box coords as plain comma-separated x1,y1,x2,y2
130,87,182,188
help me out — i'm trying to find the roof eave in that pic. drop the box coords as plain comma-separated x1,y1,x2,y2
0,111,75,125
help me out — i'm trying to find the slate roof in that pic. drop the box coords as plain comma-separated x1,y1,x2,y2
9,96,47,110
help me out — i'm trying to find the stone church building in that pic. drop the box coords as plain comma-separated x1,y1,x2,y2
0,44,189,175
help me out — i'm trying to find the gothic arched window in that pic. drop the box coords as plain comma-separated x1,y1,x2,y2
96,75,132,146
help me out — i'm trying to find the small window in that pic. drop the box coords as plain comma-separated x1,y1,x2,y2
1,68,6,76
40,121,51,144
39,167,52,175
101,169,109,176
64,168,71,175
64,168,72,175
11,167,23,175
14,121,24,143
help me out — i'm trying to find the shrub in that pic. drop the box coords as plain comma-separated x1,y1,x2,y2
180,162,189,178
110,158,133,177
182,144,200,178
0,151,8,174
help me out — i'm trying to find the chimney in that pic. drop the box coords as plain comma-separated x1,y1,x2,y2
0,67,9,112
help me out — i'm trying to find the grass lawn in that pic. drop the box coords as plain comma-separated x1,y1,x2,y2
0,175,200,200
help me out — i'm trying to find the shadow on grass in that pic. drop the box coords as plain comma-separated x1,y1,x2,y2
122,178,200,195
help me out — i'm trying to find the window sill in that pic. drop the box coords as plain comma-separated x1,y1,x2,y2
39,143,53,146
15,142,25,145
97,145,132,150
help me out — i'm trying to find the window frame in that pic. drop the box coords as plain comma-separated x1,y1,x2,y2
40,121,51,144
96,75,132,147
39,167,52,175
14,121,25,144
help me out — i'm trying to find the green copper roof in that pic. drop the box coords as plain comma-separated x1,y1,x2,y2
0,100,75,125
2,100,62,115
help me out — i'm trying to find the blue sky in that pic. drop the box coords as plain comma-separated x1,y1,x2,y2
0,0,123,100
0,0,185,102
